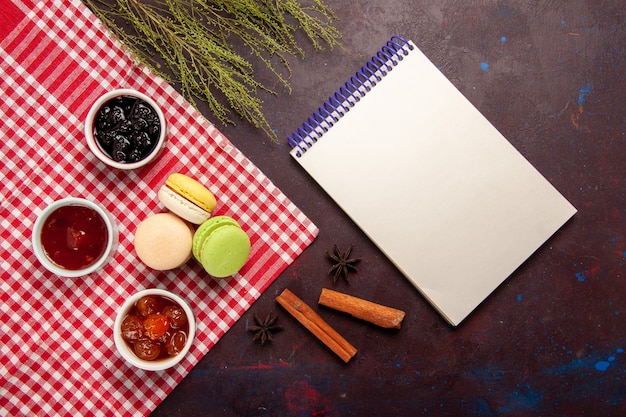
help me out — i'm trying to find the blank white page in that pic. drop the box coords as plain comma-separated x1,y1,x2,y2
290,40,576,325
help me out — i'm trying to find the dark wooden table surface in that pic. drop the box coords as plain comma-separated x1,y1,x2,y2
123,1,626,416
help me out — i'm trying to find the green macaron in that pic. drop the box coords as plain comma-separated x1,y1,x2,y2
192,216,251,278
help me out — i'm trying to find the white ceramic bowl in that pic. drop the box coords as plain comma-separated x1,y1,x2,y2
32,197,117,278
114,288,196,371
85,89,166,170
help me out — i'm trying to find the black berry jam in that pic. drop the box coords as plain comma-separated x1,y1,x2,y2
93,95,161,163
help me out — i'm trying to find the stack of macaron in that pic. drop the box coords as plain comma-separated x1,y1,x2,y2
133,172,251,277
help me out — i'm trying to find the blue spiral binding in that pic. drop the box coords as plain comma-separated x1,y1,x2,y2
287,36,413,157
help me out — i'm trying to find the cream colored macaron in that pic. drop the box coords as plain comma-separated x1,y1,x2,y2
134,213,194,270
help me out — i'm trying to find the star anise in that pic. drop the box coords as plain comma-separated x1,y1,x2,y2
248,313,282,346
326,244,361,284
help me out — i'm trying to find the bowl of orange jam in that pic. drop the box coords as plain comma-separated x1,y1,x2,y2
114,288,196,371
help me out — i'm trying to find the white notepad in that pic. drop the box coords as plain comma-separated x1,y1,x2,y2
287,37,577,326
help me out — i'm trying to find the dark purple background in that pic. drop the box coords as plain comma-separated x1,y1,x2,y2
129,1,625,416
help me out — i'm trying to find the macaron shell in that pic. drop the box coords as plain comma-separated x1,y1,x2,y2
158,185,211,225
198,225,251,278
166,173,217,213
192,216,240,260
134,213,194,270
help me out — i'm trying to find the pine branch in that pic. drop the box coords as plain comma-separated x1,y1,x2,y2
82,0,342,141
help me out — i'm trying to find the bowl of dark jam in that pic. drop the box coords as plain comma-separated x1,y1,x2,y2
114,289,196,371
85,89,166,170
32,198,117,277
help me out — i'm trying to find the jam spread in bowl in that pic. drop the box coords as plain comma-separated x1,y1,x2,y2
85,89,166,170
32,198,117,277
114,289,196,371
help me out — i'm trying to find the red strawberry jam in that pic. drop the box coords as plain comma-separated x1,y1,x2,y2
40,205,108,270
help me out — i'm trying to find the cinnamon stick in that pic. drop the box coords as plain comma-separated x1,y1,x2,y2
276,288,357,363
318,288,405,329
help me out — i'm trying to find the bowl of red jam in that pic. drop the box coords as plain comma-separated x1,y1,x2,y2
114,289,196,371
85,89,166,170
32,198,117,278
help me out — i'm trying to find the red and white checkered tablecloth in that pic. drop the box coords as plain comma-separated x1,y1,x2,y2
0,1,318,415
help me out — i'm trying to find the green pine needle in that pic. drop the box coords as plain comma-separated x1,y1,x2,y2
83,0,342,141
